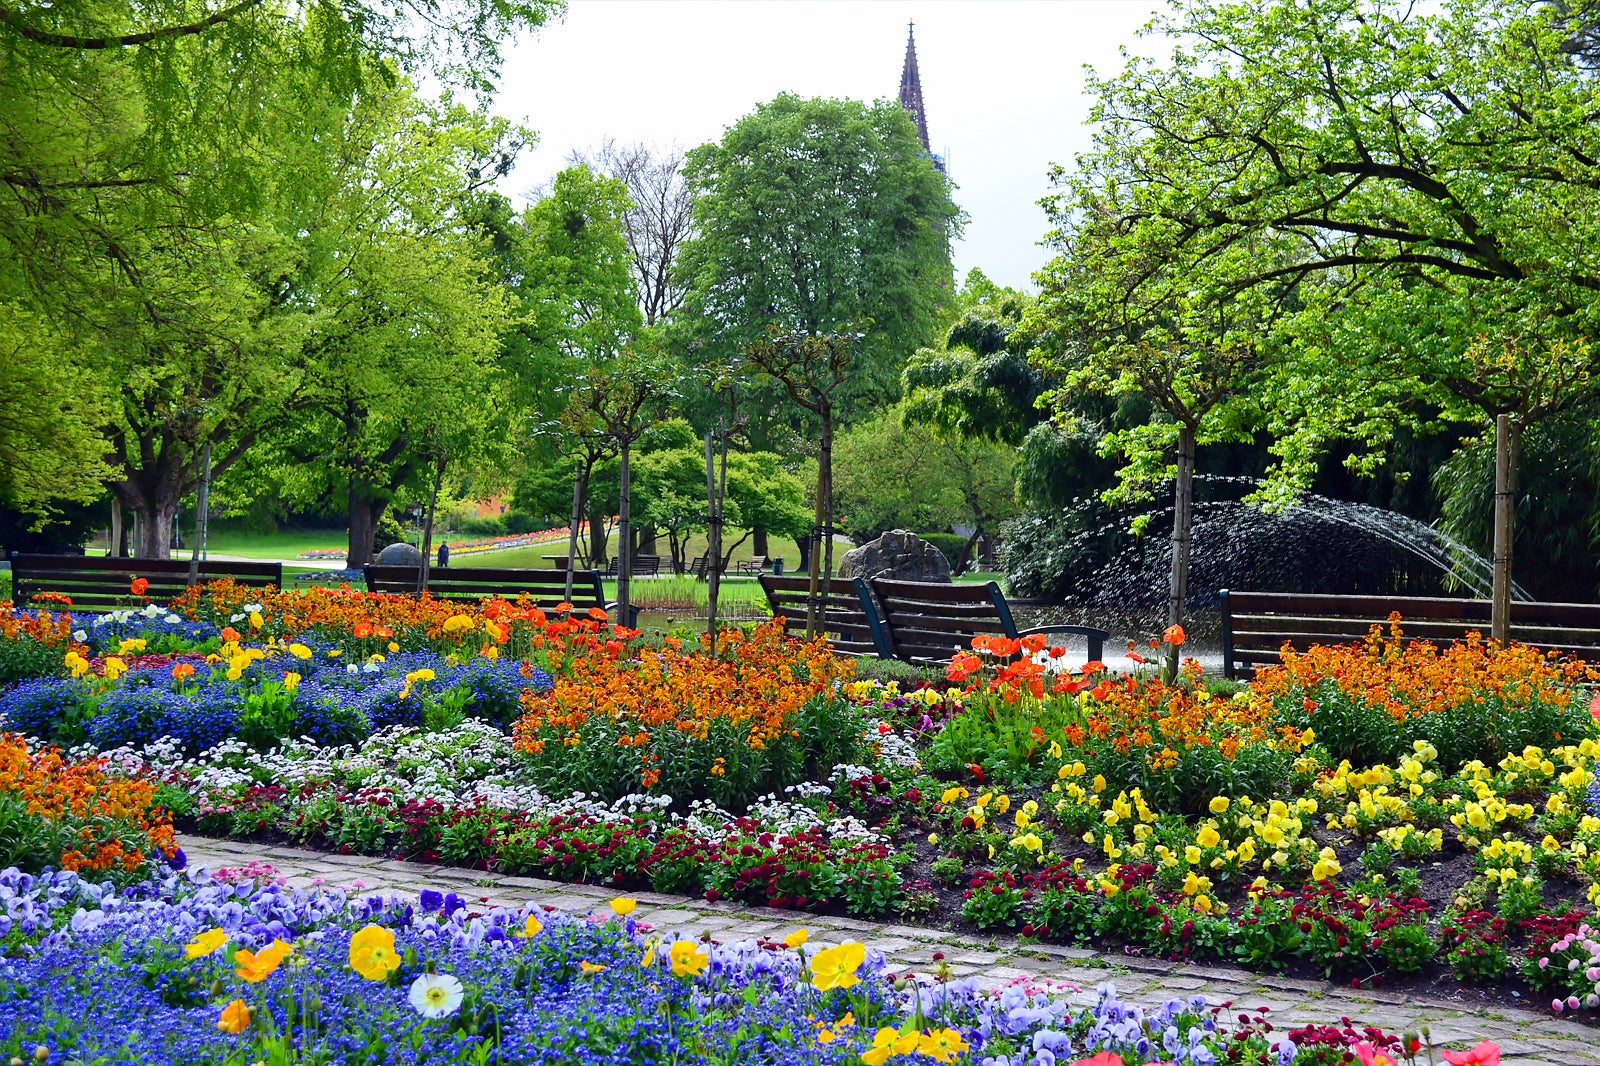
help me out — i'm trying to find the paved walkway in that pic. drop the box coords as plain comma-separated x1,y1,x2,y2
179,835,1599,1065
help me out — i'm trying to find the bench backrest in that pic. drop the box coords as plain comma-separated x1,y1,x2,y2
363,564,607,607
1220,589,1600,679
759,575,887,657
868,578,1016,663
10,553,281,612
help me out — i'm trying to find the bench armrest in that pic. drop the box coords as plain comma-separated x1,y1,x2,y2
606,601,641,628
1016,623,1109,664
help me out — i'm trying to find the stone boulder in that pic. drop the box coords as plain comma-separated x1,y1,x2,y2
376,542,424,566
838,530,951,583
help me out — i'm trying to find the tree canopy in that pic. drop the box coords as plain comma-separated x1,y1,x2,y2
679,93,963,447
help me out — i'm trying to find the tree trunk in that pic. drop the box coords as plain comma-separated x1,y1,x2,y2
705,430,723,649
418,453,446,594
617,441,633,624
820,408,836,598
588,502,608,567
132,497,177,560
109,498,123,559
1166,425,1196,682
189,445,211,583
752,526,769,557
1491,414,1520,643
564,463,586,601
347,480,384,569
805,431,826,642
958,527,983,577
638,527,658,553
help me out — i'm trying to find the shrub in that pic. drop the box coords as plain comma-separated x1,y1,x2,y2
918,531,970,573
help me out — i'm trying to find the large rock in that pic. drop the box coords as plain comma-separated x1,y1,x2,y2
838,530,951,583
376,542,424,566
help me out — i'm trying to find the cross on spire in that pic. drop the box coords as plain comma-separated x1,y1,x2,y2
898,21,931,154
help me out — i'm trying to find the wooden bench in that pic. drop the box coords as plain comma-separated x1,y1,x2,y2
689,554,723,581
9,554,282,612
1219,589,1600,679
867,578,1109,666
362,565,638,626
601,554,663,579
735,555,769,576
758,575,886,657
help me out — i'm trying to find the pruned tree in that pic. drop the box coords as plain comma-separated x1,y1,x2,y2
742,326,853,639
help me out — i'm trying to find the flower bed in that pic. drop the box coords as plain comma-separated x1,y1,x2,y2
5,590,1600,1020
0,861,1481,1066
0,733,180,878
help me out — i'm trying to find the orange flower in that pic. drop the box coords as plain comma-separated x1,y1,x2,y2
130,577,149,597
1163,624,1186,646
171,662,195,681
0,733,177,874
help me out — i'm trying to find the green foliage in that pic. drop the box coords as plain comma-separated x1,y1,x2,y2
832,409,1016,546
680,93,962,445
0,303,112,512
1047,0,1600,609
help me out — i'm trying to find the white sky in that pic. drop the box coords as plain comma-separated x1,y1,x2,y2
493,0,1164,291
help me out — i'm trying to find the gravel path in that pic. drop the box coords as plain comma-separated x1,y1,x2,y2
180,834,1600,1065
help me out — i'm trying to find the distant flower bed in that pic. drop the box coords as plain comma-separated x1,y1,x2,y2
297,524,579,560
0,862,1446,1066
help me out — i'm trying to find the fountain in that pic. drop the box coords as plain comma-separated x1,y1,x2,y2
1003,476,1525,670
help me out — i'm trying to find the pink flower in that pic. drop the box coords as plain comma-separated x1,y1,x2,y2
1441,1041,1501,1066
1070,1054,1126,1066
1589,690,1600,722
1353,1044,1401,1066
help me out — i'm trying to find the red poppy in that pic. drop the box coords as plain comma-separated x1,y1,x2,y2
130,577,149,597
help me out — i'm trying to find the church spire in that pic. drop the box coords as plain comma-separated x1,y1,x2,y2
898,21,931,154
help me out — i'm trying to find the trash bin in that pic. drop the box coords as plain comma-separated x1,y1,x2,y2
772,558,784,576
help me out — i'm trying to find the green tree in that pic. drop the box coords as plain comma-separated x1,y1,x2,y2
832,410,1017,561
0,0,555,543
0,303,112,511
515,164,644,571
263,89,518,567
679,93,963,448
1054,0,1600,634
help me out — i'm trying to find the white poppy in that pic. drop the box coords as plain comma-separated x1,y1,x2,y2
407,973,464,1018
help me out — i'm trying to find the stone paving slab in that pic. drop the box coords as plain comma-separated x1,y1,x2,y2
179,834,1600,1065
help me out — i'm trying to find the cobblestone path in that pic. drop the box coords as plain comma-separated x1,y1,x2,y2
181,835,1600,1065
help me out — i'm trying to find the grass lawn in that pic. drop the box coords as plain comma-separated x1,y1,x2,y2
456,528,810,573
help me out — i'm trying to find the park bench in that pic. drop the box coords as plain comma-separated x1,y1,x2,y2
601,554,663,579
362,564,638,626
758,574,886,657
8,553,282,612
689,554,723,580
1219,589,1600,680
735,555,769,576
867,577,1109,666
